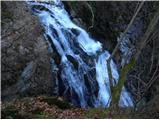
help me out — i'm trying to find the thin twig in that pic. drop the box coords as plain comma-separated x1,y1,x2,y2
149,38,155,74
135,11,159,60
85,2,94,30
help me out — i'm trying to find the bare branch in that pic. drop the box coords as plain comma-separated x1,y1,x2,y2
107,1,144,63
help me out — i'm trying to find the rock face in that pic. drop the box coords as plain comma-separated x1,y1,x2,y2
64,1,159,105
63,1,137,52
1,1,54,99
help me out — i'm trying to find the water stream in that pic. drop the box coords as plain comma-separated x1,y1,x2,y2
27,0,133,108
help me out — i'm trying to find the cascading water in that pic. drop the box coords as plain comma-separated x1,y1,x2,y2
27,0,133,108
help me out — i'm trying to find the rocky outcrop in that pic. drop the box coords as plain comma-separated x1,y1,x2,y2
64,1,159,107
1,1,54,99
63,1,137,52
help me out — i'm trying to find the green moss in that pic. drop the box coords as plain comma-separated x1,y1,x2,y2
1,105,19,119
32,112,55,119
40,96,72,109
83,108,108,118
110,58,136,108
82,107,134,119
107,61,113,87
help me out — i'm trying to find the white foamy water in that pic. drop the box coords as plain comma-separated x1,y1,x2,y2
27,0,133,108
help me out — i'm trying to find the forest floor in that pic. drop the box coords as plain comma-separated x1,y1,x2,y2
1,96,129,119
1,96,158,119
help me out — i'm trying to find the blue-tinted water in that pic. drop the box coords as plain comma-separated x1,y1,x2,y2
27,0,133,108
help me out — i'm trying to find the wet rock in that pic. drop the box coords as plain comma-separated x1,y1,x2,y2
70,28,80,36
66,55,79,70
50,58,59,96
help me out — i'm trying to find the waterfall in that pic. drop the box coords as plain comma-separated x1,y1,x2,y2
27,0,133,108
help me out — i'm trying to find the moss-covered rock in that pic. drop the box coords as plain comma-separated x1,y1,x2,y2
1,106,19,119
39,96,72,109
31,112,56,119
